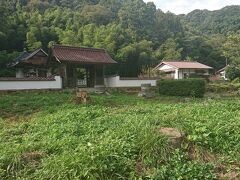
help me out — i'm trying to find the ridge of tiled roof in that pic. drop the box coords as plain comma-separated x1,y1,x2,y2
24,48,48,60
52,44,117,64
13,51,31,63
53,44,106,52
217,65,228,72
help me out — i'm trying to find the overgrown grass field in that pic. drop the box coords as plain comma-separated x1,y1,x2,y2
0,91,239,179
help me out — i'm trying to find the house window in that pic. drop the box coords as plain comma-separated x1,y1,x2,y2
195,70,205,74
183,73,189,79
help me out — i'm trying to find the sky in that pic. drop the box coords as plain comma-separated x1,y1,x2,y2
143,0,240,14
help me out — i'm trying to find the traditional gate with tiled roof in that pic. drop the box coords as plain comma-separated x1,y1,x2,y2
51,45,117,88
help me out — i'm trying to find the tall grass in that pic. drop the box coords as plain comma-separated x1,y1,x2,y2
0,92,239,178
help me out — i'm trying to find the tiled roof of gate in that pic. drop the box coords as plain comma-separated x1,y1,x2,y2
52,44,117,64
156,61,213,69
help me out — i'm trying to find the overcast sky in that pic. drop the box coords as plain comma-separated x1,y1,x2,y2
144,0,240,14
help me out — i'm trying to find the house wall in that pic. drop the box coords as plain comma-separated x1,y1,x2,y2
104,76,157,87
158,64,174,71
157,64,175,79
219,70,227,80
0,76,62,90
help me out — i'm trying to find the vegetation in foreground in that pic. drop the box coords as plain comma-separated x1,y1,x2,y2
0,91,240,179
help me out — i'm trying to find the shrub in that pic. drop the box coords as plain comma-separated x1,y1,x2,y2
157,79,206,98
152,150,216,179
226,65,240,81
0,51,19,77
207,83,240,93
188,74,210,82
232,77,240,83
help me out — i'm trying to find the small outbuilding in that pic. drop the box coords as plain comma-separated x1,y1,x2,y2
9,49,49,78
217,66,228,80
155,61,213,79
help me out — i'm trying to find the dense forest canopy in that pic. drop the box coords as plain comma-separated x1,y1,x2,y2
0,0,240,77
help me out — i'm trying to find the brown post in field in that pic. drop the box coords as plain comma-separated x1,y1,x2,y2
76,90,89,104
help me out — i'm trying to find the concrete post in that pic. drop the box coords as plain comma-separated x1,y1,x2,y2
174,69,179,79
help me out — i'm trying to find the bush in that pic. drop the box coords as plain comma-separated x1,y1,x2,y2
207,83,240,93
157,79,206,98
226,65,240,81
232,77,240,83
0,51,19,77
188,74,210,82
152,150,216,179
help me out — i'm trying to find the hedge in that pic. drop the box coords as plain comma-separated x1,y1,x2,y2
207,83,240,93
157,79,206,98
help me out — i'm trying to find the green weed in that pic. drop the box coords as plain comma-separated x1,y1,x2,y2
0,92,239,179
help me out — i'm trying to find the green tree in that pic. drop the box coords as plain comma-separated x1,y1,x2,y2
26,28,42,51
155,38,182,60
80,4,113,25
0,51,19,77
226,64,240,80
117,40,154,76
222,33,240,64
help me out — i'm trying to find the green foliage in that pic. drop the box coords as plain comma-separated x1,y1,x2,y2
152,150,216,179
157,79,206,98
207,83,240,93
232,77,240,83
222,33,240,62
226,65,240,81
185,6,240,34
180,35,226,70
80,4,113,25
0,1,240,76
0,51,19,77
117,40,156,76
154,11,184,43
155,38,183,60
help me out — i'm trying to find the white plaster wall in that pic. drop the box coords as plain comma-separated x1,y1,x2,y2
104,76,157,87
158,64,174,71
0,76,62,90
16,68,24,78
174,69,179,79
220,71,227,80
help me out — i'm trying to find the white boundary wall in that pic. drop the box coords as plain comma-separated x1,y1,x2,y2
104,76,157,88
0,76,62,90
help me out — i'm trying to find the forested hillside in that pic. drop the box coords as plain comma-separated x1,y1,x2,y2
0,0,239,76
184,6,240,34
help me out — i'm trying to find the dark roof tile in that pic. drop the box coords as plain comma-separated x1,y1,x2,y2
10,49,48,67
52,45,117,64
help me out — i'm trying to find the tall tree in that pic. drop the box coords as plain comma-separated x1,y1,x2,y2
155,38,183,60
222,33,240,64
